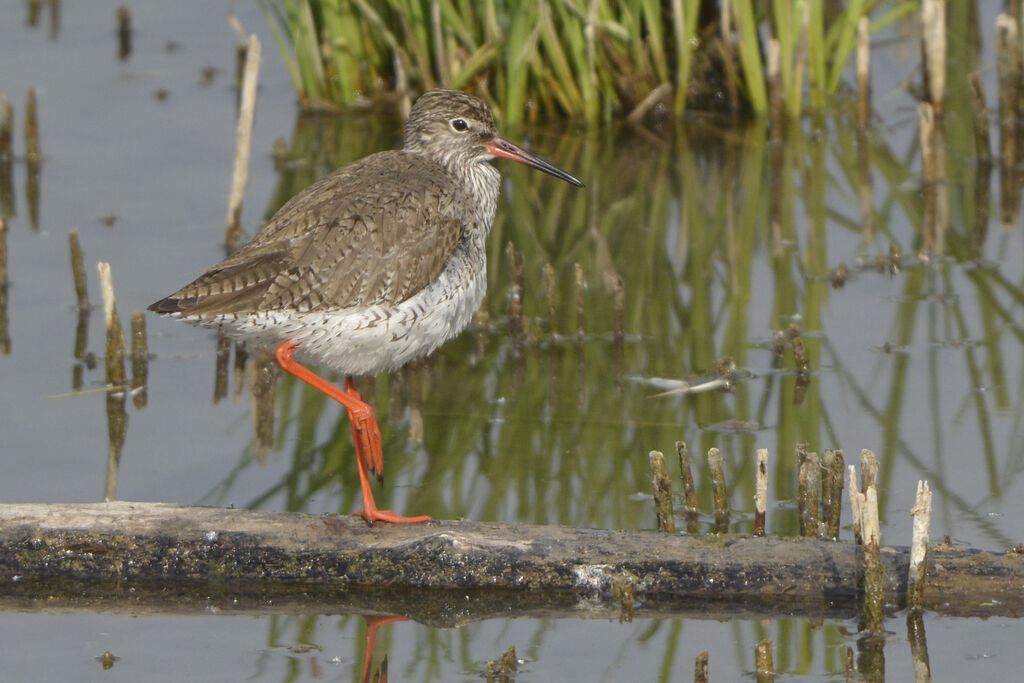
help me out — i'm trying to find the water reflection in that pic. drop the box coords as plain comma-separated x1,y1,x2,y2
136,90,1024,552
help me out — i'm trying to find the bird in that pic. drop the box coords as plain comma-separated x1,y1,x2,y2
148,89,584,524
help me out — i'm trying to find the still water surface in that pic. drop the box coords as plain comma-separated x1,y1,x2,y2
1,2,1021,680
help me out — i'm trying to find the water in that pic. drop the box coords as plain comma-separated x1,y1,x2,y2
1,1,1022,680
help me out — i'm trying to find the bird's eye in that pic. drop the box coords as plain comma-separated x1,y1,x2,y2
450,118,469,132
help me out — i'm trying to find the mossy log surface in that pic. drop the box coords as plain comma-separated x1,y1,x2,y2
0,502,1020,625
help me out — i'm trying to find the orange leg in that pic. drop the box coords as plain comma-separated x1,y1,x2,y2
275,340,430,525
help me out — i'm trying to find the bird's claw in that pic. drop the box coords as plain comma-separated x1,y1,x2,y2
355,507,432,525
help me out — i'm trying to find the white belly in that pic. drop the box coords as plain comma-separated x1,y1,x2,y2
180,243,487,376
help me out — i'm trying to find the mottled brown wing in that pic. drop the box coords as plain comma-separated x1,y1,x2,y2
149,150,465,317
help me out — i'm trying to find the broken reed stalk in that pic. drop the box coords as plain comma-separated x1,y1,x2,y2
68,229,89,310
856,16,870,130
694,650,709,683
860,449,877,493
822,449,845,539
649,450,675,534
24,88,41,166
676,441,699,534
755,639,774,683
795,444,809,531
130,310,148,409
921,0,945,114
707,447,729,533
754,448,767,537
848,465,863,545
861,486,885,636
798,448,821,537
907,480,932,614
225,33,261,251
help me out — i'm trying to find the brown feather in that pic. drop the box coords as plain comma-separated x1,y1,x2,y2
149,150,465,318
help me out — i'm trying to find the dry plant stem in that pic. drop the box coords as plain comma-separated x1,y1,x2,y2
799,450,820,537
649,450,675,534
226,33,261,250
907,481,932,614
708,447,729,533
754,448,768,537
68,229,89,309
921,0,945,114
796,444,809,531
845,646,856,682
694,650,709,683
861,486,885,636
849,465,863,545
676,441,699,533
756,639,774,683
860,449,877,492
822,449,845,539
856,16,870,130
25,88,41,166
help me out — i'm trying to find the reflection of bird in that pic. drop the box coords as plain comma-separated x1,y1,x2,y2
149,89,584,523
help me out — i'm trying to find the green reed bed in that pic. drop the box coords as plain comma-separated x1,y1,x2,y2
258,0,919,124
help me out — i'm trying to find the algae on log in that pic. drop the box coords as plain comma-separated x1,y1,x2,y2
0,502,1021,624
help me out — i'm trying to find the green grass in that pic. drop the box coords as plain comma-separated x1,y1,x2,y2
257,0,917,124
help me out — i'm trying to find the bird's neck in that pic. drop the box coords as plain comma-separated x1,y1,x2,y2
461,161,501,234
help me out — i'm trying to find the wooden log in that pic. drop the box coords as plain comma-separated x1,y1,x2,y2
0,502,1021,623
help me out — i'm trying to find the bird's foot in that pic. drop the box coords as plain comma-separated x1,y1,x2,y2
354,507,431,525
